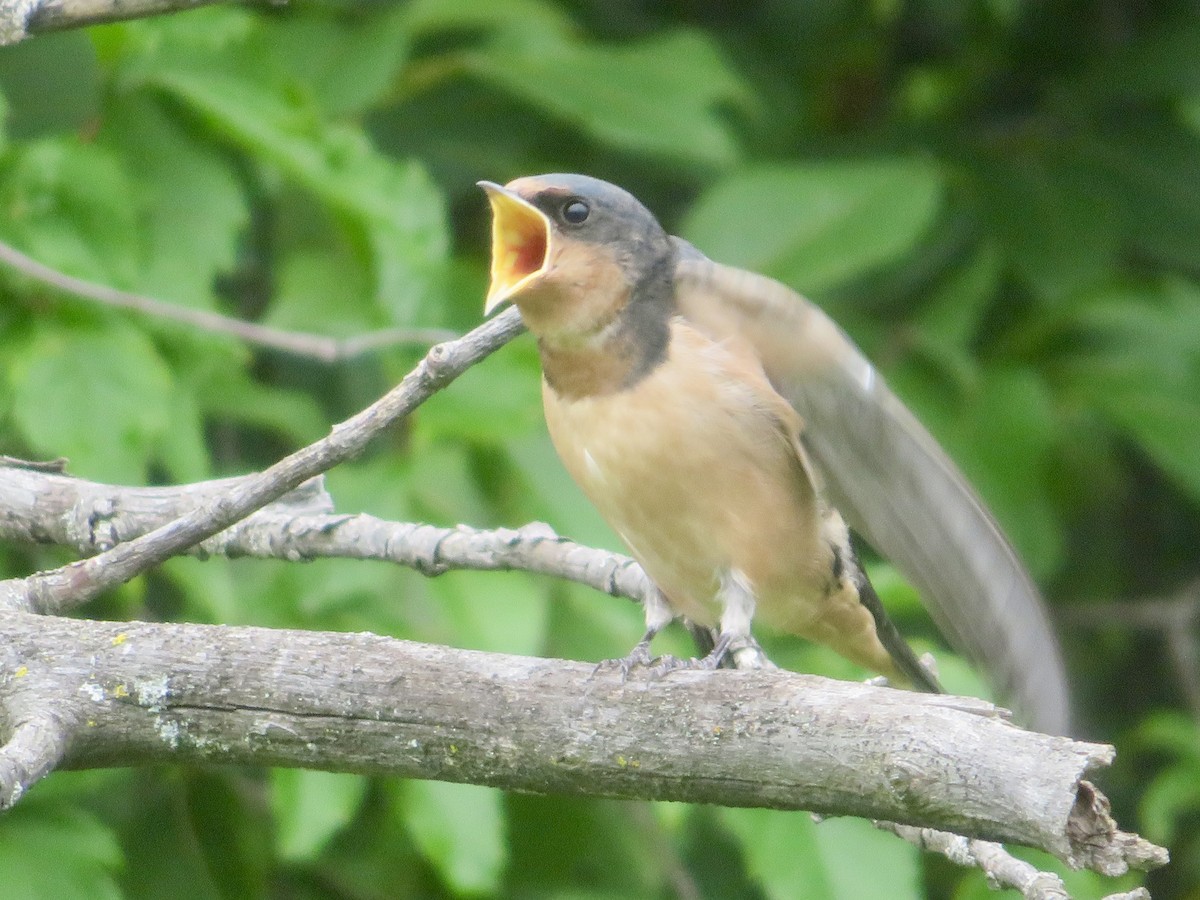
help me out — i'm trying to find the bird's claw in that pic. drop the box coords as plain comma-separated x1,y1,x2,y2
594,630,739,680
648,652,724,677
642,631,735,676
594,647,723,681
593,639,656,681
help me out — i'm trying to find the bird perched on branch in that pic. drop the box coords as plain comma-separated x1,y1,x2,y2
479,173,1070,735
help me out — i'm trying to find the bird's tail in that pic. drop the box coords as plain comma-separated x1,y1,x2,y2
850,549,943,693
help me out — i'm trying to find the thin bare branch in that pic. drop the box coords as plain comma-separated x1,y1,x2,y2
878,822,1071,899
0,465,655,607
1058,584,1200,719
0,709,76,809
0,240,457,361
0,455,67,473
0,307,526,615
1,0,231,44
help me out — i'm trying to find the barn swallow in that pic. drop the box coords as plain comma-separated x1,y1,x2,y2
480,174,1070,734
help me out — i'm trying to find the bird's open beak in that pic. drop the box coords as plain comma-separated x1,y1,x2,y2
479,181,552,314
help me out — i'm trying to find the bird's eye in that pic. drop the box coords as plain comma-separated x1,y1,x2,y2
561,200,590,225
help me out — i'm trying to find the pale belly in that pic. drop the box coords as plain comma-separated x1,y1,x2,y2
541,325,832,632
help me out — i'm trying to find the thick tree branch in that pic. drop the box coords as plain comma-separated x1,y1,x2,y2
0,307,526,615
0,462,1171,893
0,612,1166,878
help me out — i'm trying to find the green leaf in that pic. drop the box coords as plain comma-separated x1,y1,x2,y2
505,795,666,896
266,247,375,336
1183,97,1200,138
1141,765,1200,844
964,144,1118,301
912,242,1003,352
272,770,368,862
424,570,550,656
157,387,211,483
161,556,241,625
141,67,449,324
9,321,174,483
416,339,544,443
683,159,943,293
1074,115,1200,273
399,0,574,39
0,30,100,140
0,137,140,286
1073,21,1200,100
103,770,222,900
268,5,413,116
722,809,921,900
184,770,272,899
100,95,248,310
407,442,494,527
462,29,750,168
0,801,122,900
505,430,623,553
197,375,328,449
400,781,506,894
1134,710,1200,763
1050,281,1200,502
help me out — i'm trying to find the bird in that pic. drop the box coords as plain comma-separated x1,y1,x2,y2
479,173,1070,734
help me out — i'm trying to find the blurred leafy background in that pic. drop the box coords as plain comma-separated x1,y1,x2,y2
1,0,1199,897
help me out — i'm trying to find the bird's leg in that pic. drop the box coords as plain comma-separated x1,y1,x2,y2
594,587,676,680
648,631,733,675
609,626,660,679
725,634,775,670
648,570,758,675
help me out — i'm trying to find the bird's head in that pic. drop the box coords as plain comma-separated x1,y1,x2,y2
479,174,674,343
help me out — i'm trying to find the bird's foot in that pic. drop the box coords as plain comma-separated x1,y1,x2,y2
645,632,735,676
593,634,657,681
725,635,775,670
596,632,767,680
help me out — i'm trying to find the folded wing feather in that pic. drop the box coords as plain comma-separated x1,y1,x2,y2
671,237,1070,735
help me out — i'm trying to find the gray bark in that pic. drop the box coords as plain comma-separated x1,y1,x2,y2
0,465,654,607
0,610,1162,878
1,0,228,44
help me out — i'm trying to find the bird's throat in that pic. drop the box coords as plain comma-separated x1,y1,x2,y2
531,244,676,400
539,308,671,400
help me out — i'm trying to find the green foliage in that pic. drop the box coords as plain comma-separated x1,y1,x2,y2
401,781,507,894
683,158,944,293
0,788,122,900
272,770,369,862
458,28,751,168
9,320,174,483
2,0,1199,897
722,810,922,900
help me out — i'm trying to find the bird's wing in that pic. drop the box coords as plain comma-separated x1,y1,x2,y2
671,237,1070,735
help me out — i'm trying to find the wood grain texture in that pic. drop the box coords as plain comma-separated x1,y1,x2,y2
0,611,1158,875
